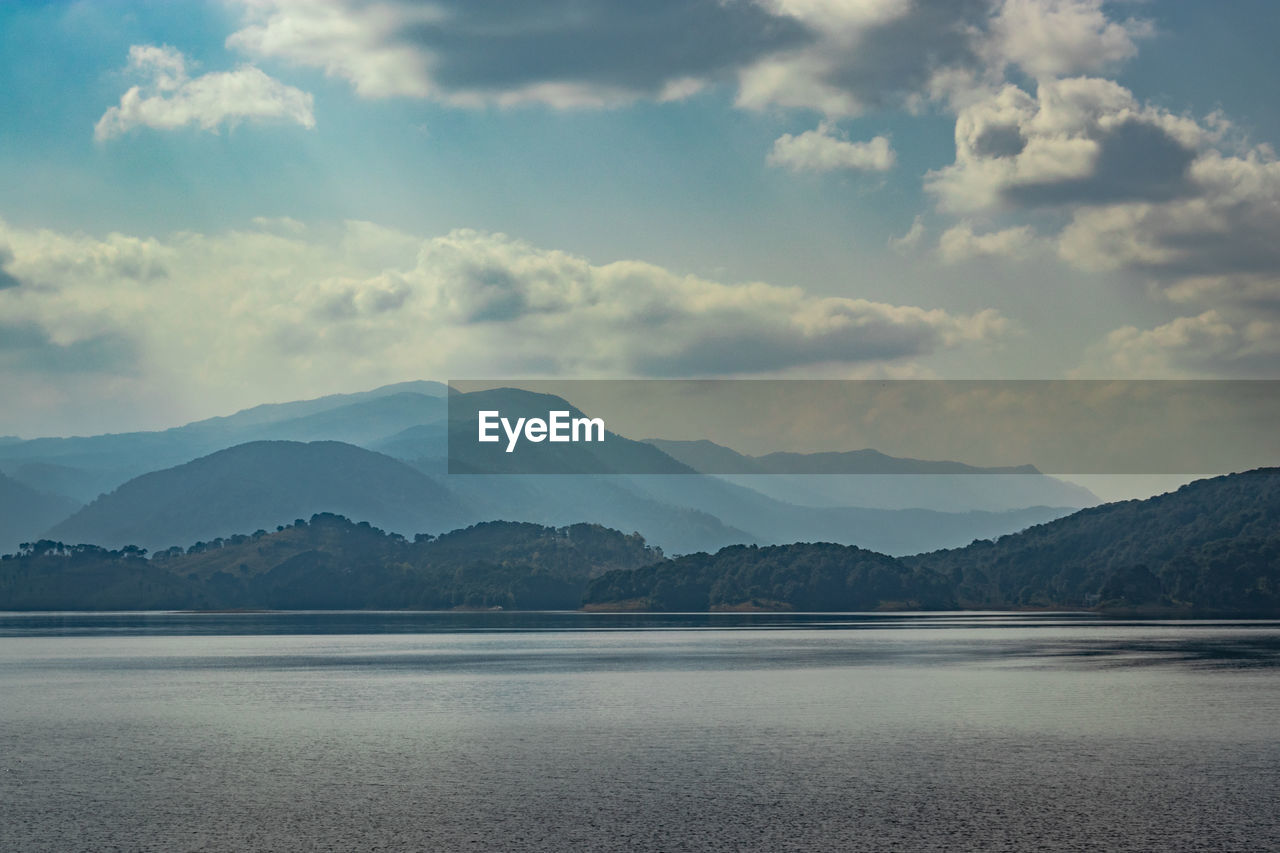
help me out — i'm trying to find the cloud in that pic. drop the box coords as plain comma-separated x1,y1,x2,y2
927,78,1206,213
0,216,1009,429
226,0,810,107
736,0,1151,117
735,0,994,116
889,215,926,254
938,222,1039,262
250,215,308,234
1077,311,1280,378
925,76,1280,317
94,44,316,140
991,0,1152,80
0,247,21,290
0,322,138,375
767,123,894,172
1057,148,1280,311
222,1,1153,115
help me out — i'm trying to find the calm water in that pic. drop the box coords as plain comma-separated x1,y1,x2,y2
1,612,1278,852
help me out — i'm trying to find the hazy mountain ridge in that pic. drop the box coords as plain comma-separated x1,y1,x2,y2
647,439,1040,475
0,382,448,503
1,384,1098,556
0,472,81,555
645,438,1099,512
45,441,470,552
37,431,1075,557
0,382,1115,559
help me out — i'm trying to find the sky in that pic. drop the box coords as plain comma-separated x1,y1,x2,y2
0,0,1278,438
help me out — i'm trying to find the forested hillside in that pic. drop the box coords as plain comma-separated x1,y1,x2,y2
0,515,659,611
4,469,1276,615
904,468,1280,613
583,542,955,611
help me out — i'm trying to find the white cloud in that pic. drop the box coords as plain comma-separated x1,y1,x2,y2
927,77,1207,213
0,217,1010,429
1077,311,1280,378
737,0,996,117
737,0,1152,117
1057,149,1280,309
94,44,315,140
222,1,1153,116
991,0,1152,80
938,222,1039,262
767,123,895,173
226,0,808,108
226,2,438,99
925,76,1280,319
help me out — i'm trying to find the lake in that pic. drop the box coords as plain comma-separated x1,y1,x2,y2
1,611,1278,852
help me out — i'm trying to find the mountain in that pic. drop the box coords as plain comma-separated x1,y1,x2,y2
33,436,753,557
0,515,660,611
617,474,1074,556
45,441,469,552
582,468,1280,615
645,438,1098,512
5,469,1276,614
189,380,447,431
647,439,1040,474
215,391,444,446
903,467,1280,613
436,387,1079,554
367,423,447,465
0,472,81,555
0,382,447,503
441,474,755,556
2,383,1095,556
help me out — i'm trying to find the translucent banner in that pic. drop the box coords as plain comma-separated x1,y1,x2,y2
446,380,1279,476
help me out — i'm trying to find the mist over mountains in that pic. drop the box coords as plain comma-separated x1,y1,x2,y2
0,381,1096,556
0,472,79,555
45,441,469,553
646,439,1098,512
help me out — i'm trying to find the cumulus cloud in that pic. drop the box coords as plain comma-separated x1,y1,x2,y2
226,0,809,107
767,123,894,172
94,44,315,140
221,1,1154,115
927,77,1206,213
1057,148,1280,309
0,247,21,290
1078,311,1280,378
736,0,1152,116
991,0,1152,80
926,75,1280,320
938,222,1039,262
735,0,994,116
0,216,1009,429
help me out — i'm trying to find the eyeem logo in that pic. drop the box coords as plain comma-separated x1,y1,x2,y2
478,410,605,453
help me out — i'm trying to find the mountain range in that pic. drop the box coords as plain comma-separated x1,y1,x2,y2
3,468,1275,614
585,467,1280,615
0,381,1098,556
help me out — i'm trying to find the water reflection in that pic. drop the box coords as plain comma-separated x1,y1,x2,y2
1,611,1278,673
